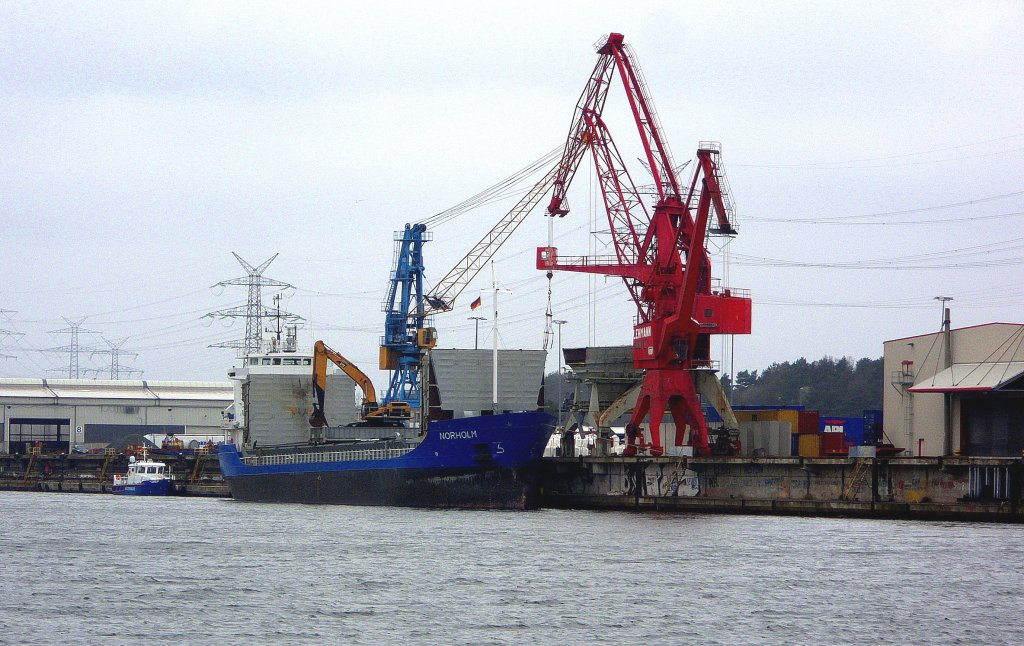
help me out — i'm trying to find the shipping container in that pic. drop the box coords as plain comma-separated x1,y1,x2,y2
820,417,866,446
798,433,820,457
734,407,801,432
798,410,820,434
863,409,883,444
820,429,848,456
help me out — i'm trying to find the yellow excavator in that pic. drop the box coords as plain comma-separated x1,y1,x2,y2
308,340,411,428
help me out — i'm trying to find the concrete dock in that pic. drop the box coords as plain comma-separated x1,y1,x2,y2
3,450,1020,521
540,455,1022,522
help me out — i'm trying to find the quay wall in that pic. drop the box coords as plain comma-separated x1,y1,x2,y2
0,452,229,497
539,456,1022,522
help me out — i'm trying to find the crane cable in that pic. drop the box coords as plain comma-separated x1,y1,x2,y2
416,146,563,229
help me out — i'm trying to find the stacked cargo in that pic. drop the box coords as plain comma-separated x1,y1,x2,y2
818,412,885,456
729,406,822,457
725,406,891,458
820,417,870,456
731,406,803,457
796,410,821,457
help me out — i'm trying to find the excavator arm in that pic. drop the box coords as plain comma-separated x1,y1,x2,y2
309,340,410,428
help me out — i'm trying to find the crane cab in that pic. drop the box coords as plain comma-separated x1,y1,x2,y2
417,327,437,349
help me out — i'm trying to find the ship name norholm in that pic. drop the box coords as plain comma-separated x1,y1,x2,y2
438,430,479,440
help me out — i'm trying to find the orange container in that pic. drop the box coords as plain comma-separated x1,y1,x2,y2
734,408,801,433
798,433,821,457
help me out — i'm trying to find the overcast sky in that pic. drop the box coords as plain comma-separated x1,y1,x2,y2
2,1,1022,386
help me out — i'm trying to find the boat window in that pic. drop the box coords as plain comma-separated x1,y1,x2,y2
273,358,281,365
262,358,272,365
283,358,299,365
147,466,157,474
157,466,164,474
249,358,259,365
303,359,311,365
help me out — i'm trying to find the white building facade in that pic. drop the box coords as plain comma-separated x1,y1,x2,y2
0,379,233,454
883,323,1024,457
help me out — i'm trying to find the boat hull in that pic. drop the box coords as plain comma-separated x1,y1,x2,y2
218,411,554,509
224,464,542,509
111,479,174,496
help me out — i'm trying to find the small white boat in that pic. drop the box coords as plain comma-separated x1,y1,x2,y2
112,452,175,496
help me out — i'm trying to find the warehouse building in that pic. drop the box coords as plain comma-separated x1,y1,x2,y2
883,322,1024,457
0,379,233,454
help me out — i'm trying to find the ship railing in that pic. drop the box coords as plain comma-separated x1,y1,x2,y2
242,446,415,467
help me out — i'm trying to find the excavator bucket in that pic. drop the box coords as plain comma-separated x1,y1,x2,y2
309,405,328,428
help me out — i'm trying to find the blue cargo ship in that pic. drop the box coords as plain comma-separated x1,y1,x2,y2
218,411,554,509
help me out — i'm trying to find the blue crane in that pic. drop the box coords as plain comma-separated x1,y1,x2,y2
378,160,562,414
380,224,434,412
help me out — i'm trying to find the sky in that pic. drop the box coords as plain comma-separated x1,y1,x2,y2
2,1,1023,387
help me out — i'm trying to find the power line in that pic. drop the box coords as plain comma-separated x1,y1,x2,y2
744,189,1024,224
731,133,1024,168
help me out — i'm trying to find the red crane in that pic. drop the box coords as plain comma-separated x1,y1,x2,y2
537,33,751,456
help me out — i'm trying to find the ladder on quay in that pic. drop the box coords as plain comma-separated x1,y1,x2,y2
98,448,118,483
842,459,872,501
22,446,41,483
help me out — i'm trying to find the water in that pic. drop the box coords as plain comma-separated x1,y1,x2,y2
1,492,1020,645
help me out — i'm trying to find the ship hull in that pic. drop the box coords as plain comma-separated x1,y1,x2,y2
224,464,542,509
218,411,554,510
111,479,174,496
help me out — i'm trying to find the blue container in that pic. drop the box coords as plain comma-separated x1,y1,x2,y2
863,409,883,444
819,417,866,446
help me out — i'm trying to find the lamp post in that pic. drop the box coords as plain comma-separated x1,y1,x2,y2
934,296,953,455
469,316,486,350
934,296,953,329
553,319,567,425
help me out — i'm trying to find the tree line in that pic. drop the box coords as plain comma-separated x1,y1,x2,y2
724,356,883,417
546,355,884,419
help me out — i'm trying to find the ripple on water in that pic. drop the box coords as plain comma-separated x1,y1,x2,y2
0,492,1022,645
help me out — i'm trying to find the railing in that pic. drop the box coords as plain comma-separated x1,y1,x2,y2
712,287,751,299
546,253,626,268
690,359,721,371
242,446,415,467
891,370,915,386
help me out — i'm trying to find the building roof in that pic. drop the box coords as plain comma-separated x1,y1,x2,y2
0,378,233,402
884,322,1023,345
909,362,1024,393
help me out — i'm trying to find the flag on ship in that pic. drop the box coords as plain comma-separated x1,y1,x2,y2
470,296,482,310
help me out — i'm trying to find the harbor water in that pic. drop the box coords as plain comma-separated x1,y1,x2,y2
0,491,1020,645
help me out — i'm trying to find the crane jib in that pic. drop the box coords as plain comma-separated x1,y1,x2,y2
537,32,752,458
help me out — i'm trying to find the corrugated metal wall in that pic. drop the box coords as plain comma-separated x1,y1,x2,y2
430,349,545,417
244,373,357,445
